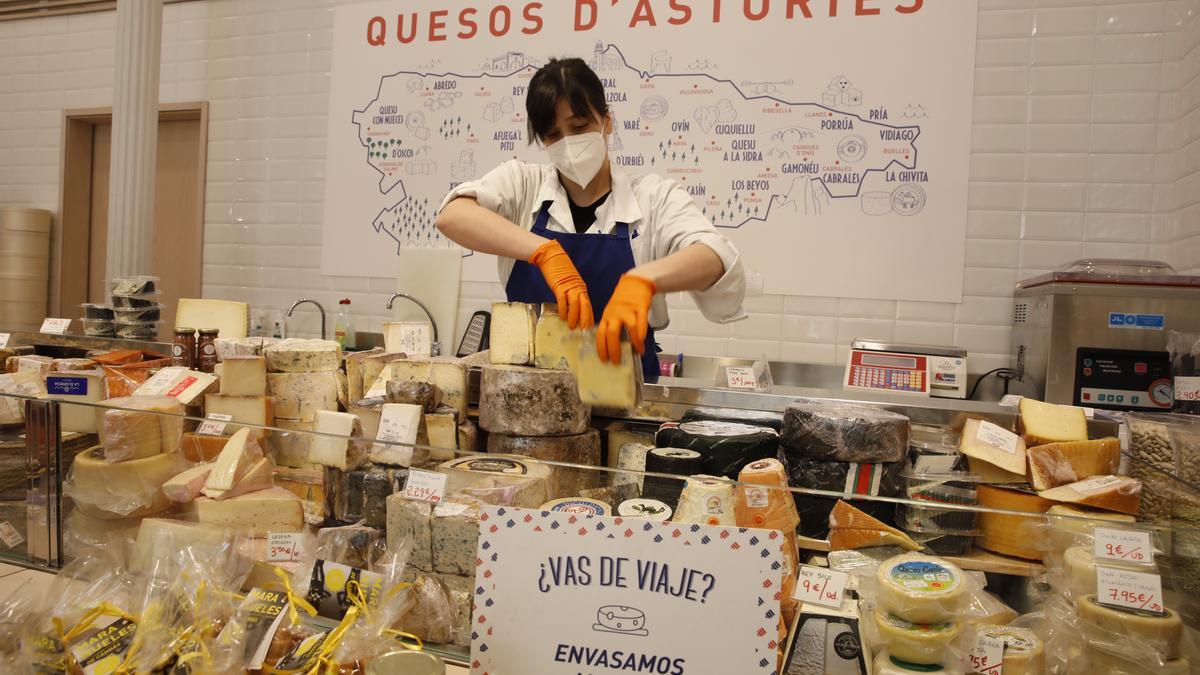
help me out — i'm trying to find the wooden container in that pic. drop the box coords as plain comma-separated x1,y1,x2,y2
0,207,51,330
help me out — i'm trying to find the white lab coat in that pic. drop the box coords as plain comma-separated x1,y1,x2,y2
440,160,747,329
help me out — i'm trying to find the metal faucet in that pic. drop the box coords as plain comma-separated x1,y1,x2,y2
286,298,327,340
386,292,441,355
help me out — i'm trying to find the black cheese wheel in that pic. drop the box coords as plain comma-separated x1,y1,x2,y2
777,452,906,537
679,406,785,432
781,399,910,463
656,420,779,478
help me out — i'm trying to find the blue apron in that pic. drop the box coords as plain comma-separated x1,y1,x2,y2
506,200,660,383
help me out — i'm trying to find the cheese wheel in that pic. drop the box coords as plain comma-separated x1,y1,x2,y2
673,475,736,526
976,485,1053,561
1038,476,1141,516
617,499,672,520
781,399,910,463
1060,546,1157,600
978,625,1045,675
734,458,801,531
487,429,602,498
440,455,551,509
655,420,780,478
875,555,967,623
1077,595,1182,659
873,610,961,665
642,448,703,505
66,447,184,518
1046,504,1136,552
1082,645,1190,674
873,651,950,674
478,364,589,436
540,498,610,516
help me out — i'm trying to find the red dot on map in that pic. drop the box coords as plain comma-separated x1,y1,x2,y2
905,155,910,159
774,103,779,107
693,84,698,89
751,193,756,197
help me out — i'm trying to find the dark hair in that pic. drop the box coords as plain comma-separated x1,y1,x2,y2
525,57,609,143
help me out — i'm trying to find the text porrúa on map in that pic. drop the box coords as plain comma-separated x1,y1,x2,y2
365,1,926,47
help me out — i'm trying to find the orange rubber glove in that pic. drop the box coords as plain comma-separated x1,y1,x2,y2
597,273,656,364
529,240,594,329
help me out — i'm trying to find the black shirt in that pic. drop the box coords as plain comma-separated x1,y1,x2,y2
568,192,612,234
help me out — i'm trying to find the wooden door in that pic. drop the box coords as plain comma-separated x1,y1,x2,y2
58,104,208,339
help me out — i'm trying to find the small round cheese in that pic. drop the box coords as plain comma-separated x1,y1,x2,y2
875,555,967,623
540,498,610,517
617,499,673,520
1078,595,1183,659
977,626,1044,675
873,611,960,665
872,651,950,674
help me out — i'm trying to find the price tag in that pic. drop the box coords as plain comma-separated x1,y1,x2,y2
0,522,25,549
0,334,9,349
403,469,447,503
724,366,758,390
266,532,304,562
1176,377,1200,402
196,413,232,436
792,565,849,609
968,634,1004,674
1097,565,1164,614
39,318,70,334
1094,527,1154,566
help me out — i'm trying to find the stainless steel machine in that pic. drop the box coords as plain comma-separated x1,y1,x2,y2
1011,260,1200,411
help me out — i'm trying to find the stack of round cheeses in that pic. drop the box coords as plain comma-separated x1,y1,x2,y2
870,555,970,670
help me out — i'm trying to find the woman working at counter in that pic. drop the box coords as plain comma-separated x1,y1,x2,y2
435,57,746,382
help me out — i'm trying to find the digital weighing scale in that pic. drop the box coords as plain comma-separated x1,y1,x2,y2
844,340,968,399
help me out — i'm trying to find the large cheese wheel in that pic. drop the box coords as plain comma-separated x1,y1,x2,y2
977,625,1045,675
655,420,779,478
873,610,960,665
976,485,1053,561
439,455,551,509
1046,504,1136,552
1077,595,1183,659
97,395,185,461
486,429,602,498
680,406,784,432
781,399,910,463
478,364,589,436
778,455,905,537
875,555,967,623
673,475,735,526
66,447,184,518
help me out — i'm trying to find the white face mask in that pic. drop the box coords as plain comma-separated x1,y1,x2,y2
546,131,607,188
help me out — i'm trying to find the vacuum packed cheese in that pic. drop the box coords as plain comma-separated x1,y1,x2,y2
130,518,230,573
1019,398,1088,445
490,301,537,365
873,651,950,674
309,410,368,470
479,364,589,436
439,455,550,508
267,371,340,420
370,403,427,466
99,395,184,461
778,454,906,537
672,475,736,526
782,399,910,463
829,499,920,551
1027,437,1121,491
1038,475,1141,515
642,447,704,505
486,429,602,498
873,611,960,666
66,446,184,519
1046,504,1136,551
681,406,785,432
959,417,1027,476
976,625,1045,675
381,357,469,417
1077,594,1183,659
574,331,642,409
656,420,779,478
387,495,433,571
219,356,267,396
734,458,801,531
344,347,384,401
1058,545,1158,599
533,305,582,371
875,554,967,623
268,418,317,468
176,298,250,338
432,497,487,575
203,394,274,436
162,462,213,502
263,338,342,372
188,486,305,535
976,485,1053,560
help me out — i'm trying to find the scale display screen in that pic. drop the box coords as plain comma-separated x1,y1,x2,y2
861,353,919,370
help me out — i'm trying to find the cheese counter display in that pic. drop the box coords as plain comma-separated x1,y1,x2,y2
0,302,1199,673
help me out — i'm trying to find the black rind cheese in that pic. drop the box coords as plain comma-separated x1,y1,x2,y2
326,464,408,528
656,420,779,478
777,451,905,537
680,407,785,432
781,399,910,463
642,448,703,506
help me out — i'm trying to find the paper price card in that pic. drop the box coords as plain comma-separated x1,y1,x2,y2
1176,377,1200,402
39,318,70,334
792,565,849,609
0,522,24,548
723,366,758,390
1097,565,1165,614
968,634,1004,674
196,413,232,436
1094,527,1154,566
403,469,446,503
0,334,9,349
267,532,304,562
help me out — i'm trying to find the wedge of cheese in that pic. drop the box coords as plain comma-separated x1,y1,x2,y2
203,428,262,492
533,304,582,371
162,463,214,503
489,302,537,365
575,332,641,410
310,410,367,470
1038,475,1141,515
219,356,267,396
344,347,384,401
202,457,274,500
1027,437,1121,491
176,299,249,338
1019,398,1088,446
828,499,921,551
959,418,1027,476
189,486,305,535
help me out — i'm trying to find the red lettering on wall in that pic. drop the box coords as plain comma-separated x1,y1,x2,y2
522,3,544,34
744,0,769,20
367,16,386,46
630,0,657,27
668,0,692,24
787,0,813,18
575,0,597,30
458,8,478,39
712,0,722,22
896,0,922,13
489,5,512,36
396,12,417,44
856,0,880,15
429,10,448,41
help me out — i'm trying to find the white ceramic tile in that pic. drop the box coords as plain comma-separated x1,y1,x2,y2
1021,211,1085,240
781,315,838,343
780,342,837,365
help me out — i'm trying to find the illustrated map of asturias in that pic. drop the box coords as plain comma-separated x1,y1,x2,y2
351,43,928,253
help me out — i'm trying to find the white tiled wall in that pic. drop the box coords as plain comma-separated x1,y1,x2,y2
0,0,1194,372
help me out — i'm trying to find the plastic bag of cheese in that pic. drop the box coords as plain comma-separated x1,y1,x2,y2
292,523,413,621
62,446,189,519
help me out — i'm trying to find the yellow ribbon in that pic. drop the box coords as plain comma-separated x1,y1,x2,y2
307,605,361,675
382,629,425,652
53,602,140,675
267,567,319,626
